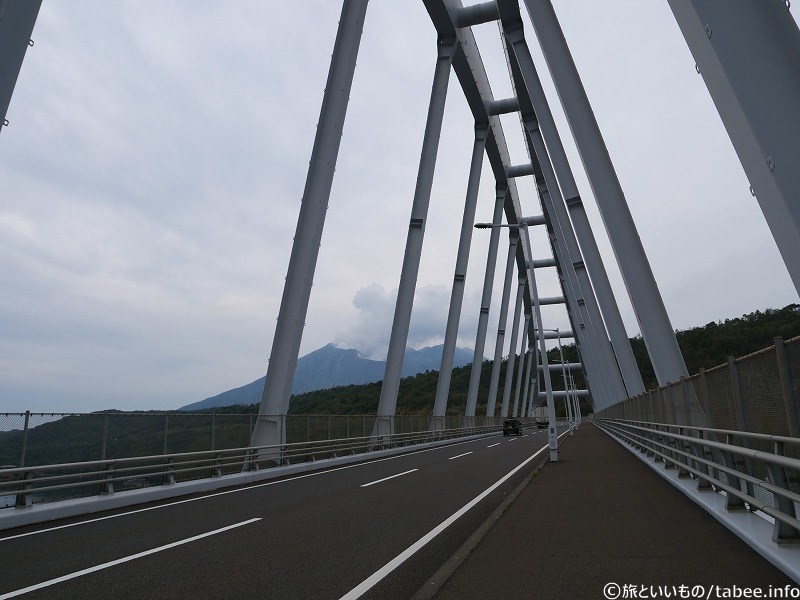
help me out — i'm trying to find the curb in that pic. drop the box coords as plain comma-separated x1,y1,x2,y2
0,431,499,532
410,442,556,599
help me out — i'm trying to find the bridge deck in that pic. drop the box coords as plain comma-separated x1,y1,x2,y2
434,423,794,599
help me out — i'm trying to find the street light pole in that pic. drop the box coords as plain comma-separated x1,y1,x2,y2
536,327,574,437
476,221,559,461
555,328,574,436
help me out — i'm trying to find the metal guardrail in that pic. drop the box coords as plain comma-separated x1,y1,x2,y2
596,419,800,545
0,424,502,509
595,335,800,441
0,411,509,472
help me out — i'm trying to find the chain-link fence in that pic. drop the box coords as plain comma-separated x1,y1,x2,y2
597,335,800,439
0,411,512,508
596,335,800,512
0,411,511,508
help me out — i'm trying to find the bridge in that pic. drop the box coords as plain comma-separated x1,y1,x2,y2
1,0,800,597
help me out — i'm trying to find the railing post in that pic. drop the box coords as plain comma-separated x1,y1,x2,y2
14,472,33,509
728,356,756,500
660,424,676,470
721,433,747,511
768,441,800,544
163,414,169,455
775,337,800,439
162,457,176,485
19,410,30,468
243,448,258,472
650,423,661,461
100,462,115,495
639,422,649,454
101,412,109,460
211,413,216,451
212,452,223,478
676,427,690,478
691,431,712,491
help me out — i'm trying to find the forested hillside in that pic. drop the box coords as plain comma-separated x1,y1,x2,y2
2,305,797,467
630,304,800,390
288,304,800,414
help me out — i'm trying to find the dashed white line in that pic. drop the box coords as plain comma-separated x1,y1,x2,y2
0,518,262,599
0,433,500,542
339,431,570,600
507,437,518,441
360,469,418,488
448,452,473,460
486,443,500,448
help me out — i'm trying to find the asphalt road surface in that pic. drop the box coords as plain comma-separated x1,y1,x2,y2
0,427,555,600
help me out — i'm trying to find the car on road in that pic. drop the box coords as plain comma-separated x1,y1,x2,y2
503,418,523,436
533,406,548,428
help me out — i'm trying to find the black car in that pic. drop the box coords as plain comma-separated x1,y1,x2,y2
503,418,523,436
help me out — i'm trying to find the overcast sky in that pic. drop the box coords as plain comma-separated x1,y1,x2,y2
1,1,798,413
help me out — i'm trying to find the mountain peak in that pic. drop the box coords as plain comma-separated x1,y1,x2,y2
179,343,478,411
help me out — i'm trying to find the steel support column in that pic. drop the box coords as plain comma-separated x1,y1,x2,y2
498,23,626,408
465,185,508,417
525,0,689,387
556,330,574,435
512,313,531,417
432,124,488,430
0,0,43,134
520,225,558,460
252,0,369,449
531,156,618,410
520,349,534,418
527,354,539,417
486,232,519,417
374,39,457,437
667,0,800,294
498,13,645,396
501,277,525,418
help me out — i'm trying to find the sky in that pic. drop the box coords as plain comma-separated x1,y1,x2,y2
1,1,798,413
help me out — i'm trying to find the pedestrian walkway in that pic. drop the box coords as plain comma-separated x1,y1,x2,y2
433,423,794,599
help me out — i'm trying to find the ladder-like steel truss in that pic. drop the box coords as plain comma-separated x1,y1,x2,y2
3,0,799,459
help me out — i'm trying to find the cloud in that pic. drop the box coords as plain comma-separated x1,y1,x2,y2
1,1,797,414
334,283,459,360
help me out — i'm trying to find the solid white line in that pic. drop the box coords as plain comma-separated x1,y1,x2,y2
486,443,500,448
360,469,418,488
339,431,569,600
0,433,500,542
0,518,261,599
447,452,473,461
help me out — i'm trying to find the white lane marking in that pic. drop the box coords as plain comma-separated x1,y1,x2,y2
447,452,473,461
507,437,517,441
0,433,499,542
339,430,570,600
360,469,418,488
486,443,500,448
0,518,261,599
